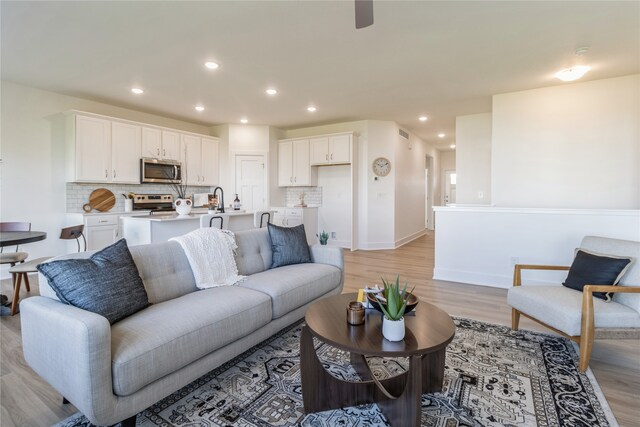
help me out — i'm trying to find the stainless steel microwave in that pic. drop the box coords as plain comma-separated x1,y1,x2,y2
140,158,182,183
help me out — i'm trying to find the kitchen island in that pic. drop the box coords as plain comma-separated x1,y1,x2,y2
121,211,269,246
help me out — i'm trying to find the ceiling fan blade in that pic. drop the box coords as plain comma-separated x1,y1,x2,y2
355,0,374,29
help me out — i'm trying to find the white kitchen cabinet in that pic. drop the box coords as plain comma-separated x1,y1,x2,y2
72,115,111,182
141,127,162,158
271,207,318,244
161,131,181,161
111,122,141,183
278,139,312,187
84,214,119,251
201,137,219,186
309,134,351,165
181,135,220,186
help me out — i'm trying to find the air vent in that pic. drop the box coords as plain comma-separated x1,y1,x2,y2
399,129,409,139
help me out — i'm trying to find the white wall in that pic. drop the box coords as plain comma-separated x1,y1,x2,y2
492,74,640,209
0,81,211,269
456,113,492,204
317,165,352,248
434,206,640,288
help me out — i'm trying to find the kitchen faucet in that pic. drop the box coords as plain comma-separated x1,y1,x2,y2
213,187,225,213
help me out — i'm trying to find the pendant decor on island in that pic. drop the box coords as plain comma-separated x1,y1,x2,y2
175,198,193,216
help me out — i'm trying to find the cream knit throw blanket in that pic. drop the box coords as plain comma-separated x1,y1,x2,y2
170,228,245,289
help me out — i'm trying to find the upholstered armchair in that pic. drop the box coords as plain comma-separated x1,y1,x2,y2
507,236,640,372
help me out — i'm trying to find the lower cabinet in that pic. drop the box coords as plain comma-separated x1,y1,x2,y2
81,212,149,251
270,207,318,245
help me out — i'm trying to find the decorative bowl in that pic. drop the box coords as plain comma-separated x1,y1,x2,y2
366,291,419,314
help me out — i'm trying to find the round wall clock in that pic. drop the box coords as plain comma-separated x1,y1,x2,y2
372,157,391,177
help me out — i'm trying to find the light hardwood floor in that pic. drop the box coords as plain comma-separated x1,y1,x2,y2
1,232,638,426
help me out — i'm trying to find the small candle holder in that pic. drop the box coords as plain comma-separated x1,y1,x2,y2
347,301,365,325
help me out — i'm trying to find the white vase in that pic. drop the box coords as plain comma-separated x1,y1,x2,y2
382,316,405,341
175,198,192,216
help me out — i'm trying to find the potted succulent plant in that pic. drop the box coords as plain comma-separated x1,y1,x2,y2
376,275,415,341
316,230,329,245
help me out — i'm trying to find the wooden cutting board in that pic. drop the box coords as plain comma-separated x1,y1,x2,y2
83,188,116,212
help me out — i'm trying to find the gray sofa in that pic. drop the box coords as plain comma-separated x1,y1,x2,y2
21,228,344,426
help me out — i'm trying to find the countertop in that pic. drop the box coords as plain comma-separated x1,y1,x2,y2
122,210,253,222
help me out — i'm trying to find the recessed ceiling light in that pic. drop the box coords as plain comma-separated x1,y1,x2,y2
555,65,591,82
204,61,219,70
195,105,205,112
438,133,445,138
450,144,456,149
265,88,278,96
419,116,428,122
240,118,248,124
307,106,317,112
131,87,144,95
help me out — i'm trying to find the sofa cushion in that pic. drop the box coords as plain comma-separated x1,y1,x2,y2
37,239,149,325
507,285,640,336
239,263,341,318
234,228,272,275
111,286,272,396
267,223,311,268
129,241,198,304
562,249,633,301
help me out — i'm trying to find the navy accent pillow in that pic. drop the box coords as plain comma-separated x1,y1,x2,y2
562,249,633,301
267,223,311,268
37,239,149,324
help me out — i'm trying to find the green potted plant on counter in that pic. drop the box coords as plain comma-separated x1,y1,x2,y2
376,275,415,341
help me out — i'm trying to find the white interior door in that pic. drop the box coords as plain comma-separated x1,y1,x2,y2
235,155,266,213
444,170,457,205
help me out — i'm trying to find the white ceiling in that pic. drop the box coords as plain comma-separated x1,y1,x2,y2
1,1,638,150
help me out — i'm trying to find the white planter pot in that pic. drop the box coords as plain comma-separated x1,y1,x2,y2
382,316,405,342
175,198,192,216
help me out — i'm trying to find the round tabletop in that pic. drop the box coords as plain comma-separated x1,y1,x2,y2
305,293,456,357
0,231,47,247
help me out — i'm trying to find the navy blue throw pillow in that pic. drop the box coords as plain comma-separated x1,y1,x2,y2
267,223,311,268
37,239,149,324
562,249,633,301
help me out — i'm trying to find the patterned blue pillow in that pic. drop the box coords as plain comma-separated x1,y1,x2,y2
267,223,311,268
37,239,149,324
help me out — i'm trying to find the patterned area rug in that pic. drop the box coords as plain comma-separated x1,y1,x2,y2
54,318,617,427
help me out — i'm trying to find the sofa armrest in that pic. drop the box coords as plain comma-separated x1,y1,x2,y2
309,244,344,272
512,264,570,286
21,297,115,422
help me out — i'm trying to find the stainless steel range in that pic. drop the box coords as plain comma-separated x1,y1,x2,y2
132,194,174,213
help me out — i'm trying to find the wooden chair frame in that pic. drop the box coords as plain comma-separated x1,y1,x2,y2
511,264,640,372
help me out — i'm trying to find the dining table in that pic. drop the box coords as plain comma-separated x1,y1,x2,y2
0,230,47,316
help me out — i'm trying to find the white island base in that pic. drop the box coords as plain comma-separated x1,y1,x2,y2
122,211,263,246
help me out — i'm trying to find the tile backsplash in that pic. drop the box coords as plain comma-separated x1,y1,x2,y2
285,187,322,207
66,182,214,213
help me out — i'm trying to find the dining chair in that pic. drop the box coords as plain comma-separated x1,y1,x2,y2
254,211,272,228
0,222,31,288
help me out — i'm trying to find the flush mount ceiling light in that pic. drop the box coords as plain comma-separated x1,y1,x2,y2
419,116,428,122
307,106,317,112
240,118,248,124
438,133,445,138
204,61,219,70
555,65,591,82
195,106,205,112
131,87,144,95
265,88,278,96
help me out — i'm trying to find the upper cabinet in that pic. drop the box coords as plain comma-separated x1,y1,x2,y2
278,139,313,187
182,135,219,186
141,128,180,162
67,111,218,186
72,115,112,182
310,134,351,165
111,122,141,183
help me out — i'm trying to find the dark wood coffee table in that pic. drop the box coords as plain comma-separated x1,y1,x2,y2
301,293,456,427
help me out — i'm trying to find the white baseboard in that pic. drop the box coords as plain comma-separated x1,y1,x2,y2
394,229,426,248
433,268,560,289
357,241,395,250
